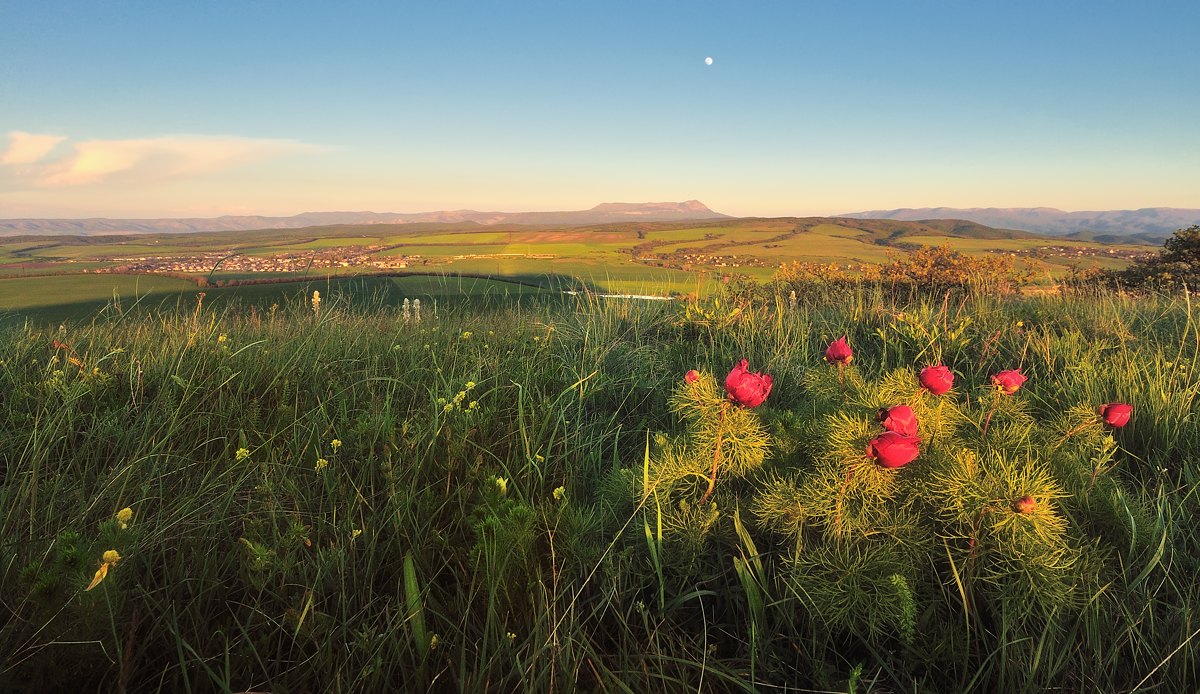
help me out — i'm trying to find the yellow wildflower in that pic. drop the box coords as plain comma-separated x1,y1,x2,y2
552,486,566,502
116,507,133,529
506,631,517,642
315,458,329,471
429,633,439,650
217,334,227,344
85,550,122,591
235,448,251,462
461,331,473,339
351,529,362,540
495,477,508,496
465,381,476,390
330,439,342,451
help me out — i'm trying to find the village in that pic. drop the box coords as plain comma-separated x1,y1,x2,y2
91,246,413,274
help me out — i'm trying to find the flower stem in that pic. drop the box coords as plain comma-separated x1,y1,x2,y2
981,391,1000,441
1053,420,1094,450
700,401,728,504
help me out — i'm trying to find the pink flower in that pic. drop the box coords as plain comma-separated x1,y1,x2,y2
824,336,853,366
919,364,954,395
991,369,1027,395
1013,495,1037,514
867,431,921,468
877,405,919,437
685,370,700,384
724,359,772,408
1098,402,1132,428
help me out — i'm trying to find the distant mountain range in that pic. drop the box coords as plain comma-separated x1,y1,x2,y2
840,207,1200,244
0,200,728,236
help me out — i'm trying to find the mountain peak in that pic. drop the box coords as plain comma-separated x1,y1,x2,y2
0,200,728,236
588,200,718,214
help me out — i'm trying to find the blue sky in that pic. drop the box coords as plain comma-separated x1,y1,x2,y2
2,0,1198,217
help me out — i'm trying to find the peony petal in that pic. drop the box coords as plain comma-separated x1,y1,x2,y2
84,563,109,592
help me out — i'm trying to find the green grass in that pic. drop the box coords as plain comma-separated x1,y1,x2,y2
1,286,1197,691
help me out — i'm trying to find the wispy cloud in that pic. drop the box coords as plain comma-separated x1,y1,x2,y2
0,131,67,164
1,131,325,187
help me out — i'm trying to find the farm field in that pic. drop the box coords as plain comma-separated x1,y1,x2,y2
0,217,1151,324
1,287,1196,691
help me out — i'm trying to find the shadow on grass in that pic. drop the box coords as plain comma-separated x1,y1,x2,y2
0,271,601,327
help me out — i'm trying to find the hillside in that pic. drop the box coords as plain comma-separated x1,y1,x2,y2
0,216,1151,318
0,201,728,236
841,206,1200,242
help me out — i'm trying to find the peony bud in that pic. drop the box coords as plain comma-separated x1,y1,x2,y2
919,364,954,395
1098,402,1132,428
685,370,700,384
824,336,853,365
991,369,1026,395
1013,495,1037,514
877,405,919,437
866,431,920,468
724,359,773,408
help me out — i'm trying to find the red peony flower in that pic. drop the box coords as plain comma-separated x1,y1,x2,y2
877,405,919,437
919,364,954,395
725,359,772,408
866,431,920,468
824,336,853,365
1013,495,1037,514
685,369,700,384
1098,402,1132,428
991,369,1027,395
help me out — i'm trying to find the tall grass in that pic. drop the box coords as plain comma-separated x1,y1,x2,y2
1,287,1197,691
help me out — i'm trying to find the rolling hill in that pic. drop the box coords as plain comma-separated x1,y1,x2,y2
840,206,1199,242
0,201,728,236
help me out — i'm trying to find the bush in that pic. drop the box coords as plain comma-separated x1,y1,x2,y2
1110,224,1200,290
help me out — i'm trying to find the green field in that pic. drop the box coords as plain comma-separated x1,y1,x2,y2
0,273,556,327
0,216,1155,322
2,288,1197,691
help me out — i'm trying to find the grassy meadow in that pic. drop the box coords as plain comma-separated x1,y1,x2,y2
1,283,1198,692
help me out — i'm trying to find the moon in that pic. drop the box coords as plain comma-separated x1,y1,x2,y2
705,56,713,66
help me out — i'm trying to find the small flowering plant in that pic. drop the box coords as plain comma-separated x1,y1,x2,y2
642,360,774,507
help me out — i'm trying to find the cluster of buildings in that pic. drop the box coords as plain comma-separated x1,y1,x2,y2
1010,246,1149,261
92,247,413,274
639,250,768,271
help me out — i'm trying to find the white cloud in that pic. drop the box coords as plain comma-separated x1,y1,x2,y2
1,132,325,188
1,131,67,164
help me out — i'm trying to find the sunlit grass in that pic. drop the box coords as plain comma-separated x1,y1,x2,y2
0,287,1196,690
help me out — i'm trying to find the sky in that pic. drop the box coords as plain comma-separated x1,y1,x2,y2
2,0,1198,218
